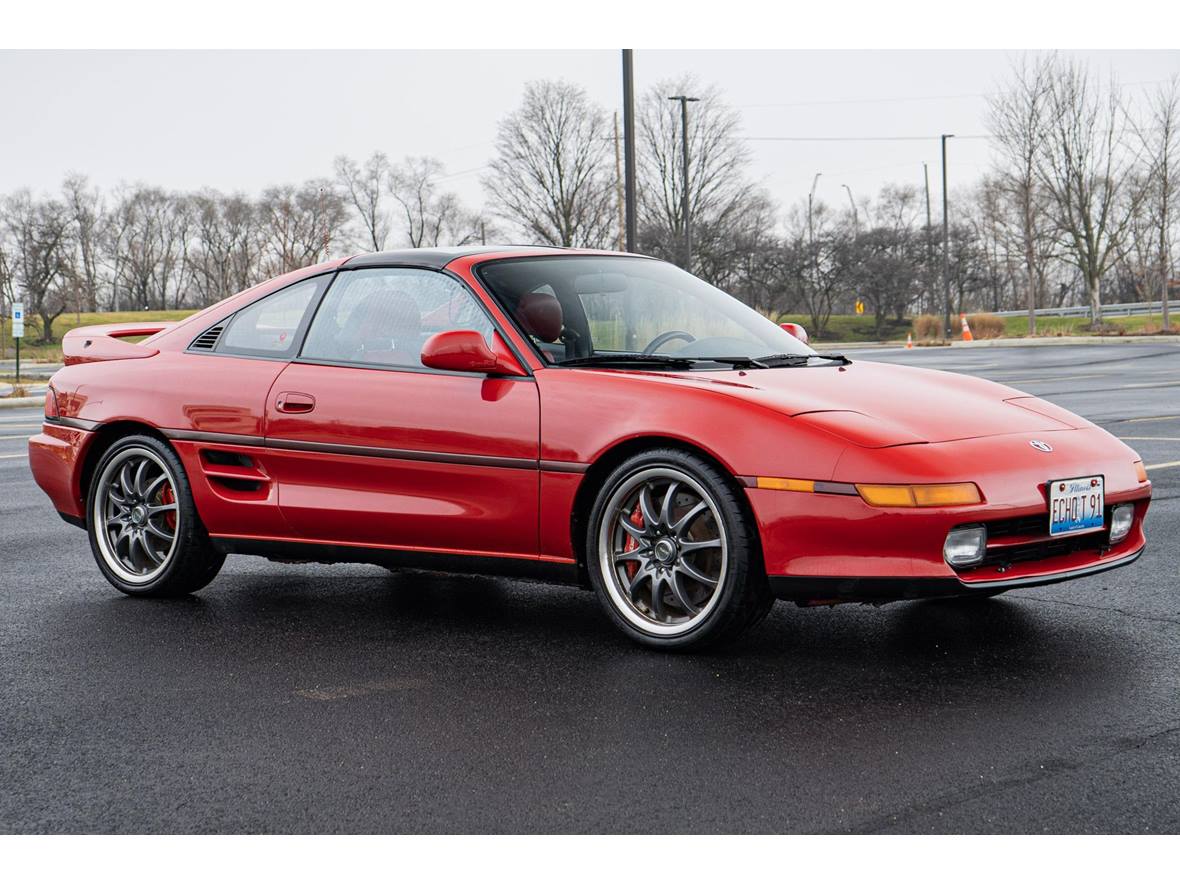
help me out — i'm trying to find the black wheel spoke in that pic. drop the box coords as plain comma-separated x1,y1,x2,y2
94,449,180,582
600,465,728,634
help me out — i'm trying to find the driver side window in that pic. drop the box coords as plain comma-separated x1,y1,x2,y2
300,268,494,369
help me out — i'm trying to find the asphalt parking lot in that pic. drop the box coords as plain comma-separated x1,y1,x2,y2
1,342,1178,834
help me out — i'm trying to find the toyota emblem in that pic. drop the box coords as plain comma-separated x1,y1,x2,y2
1029,440,1053,453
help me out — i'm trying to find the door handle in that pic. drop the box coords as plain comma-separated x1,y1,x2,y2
275,391,316,414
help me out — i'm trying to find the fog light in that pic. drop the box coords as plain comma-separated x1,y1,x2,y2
944,525,987,568
1109,504,1134,543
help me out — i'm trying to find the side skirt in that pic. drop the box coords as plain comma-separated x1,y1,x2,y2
210,536,581,585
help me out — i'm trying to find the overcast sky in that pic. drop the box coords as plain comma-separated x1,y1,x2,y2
2,49,1177,220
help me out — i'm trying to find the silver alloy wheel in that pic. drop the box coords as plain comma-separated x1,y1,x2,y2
596,466,729,636
92,446,181,585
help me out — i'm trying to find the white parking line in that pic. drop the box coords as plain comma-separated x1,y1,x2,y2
1119,436,1180,442
0,453,28,460
1125,415,1180,423
0,434,32,440
1146,460,1180,471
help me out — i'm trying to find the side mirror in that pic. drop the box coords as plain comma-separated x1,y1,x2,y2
780,322,809,344
420,329,527,377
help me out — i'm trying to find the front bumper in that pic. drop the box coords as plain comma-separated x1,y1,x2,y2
746,426,1152,603
769,545,1143,604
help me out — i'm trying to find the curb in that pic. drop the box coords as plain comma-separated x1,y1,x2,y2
0,396,43,410
814,335,1180,351
950,335,1180,347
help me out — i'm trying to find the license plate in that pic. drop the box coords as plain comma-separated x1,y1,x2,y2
1048,475,1105,536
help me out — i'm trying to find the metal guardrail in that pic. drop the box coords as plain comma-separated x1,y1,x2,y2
992,301,1165,318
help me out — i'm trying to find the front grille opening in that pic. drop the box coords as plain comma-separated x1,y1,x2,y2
955,507,1114,573
977,532,1107,569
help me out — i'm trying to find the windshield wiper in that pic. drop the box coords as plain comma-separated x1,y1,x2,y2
556,353,698,369
753,352,852,367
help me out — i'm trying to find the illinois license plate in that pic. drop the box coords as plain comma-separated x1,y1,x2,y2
1048,475,1105,536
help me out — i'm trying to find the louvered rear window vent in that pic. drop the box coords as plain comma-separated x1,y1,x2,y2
191,324,225,350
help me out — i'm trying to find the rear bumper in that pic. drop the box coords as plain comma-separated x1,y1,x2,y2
28,422,93,521
769,545,1144,604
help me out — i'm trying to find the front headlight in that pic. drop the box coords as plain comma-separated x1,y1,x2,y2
944,525,987,567
1109,504,1134,543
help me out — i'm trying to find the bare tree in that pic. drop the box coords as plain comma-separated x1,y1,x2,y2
0,234,15,358
189,190,265,305
1138,77,1180,330
62,174,104,313
335,152,392,251
636,76,766,285
258,180,348,276
2,191,76,343
389,156,481,248
1037,58,1138,323
107,187,196,311
484,80,616,248
989,54,1056,332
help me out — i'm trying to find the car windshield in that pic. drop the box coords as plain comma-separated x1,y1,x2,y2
477,256,814,367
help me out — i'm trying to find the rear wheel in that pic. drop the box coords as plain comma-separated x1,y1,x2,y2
86,434,224,597
586,448,772,650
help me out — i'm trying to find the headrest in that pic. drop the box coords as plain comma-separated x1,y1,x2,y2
515,290,563,343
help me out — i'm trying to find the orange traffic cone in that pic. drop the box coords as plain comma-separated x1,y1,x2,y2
960,313,974,342
906,333,914,349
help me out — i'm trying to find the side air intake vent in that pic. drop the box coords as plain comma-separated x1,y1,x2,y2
191,323,225,350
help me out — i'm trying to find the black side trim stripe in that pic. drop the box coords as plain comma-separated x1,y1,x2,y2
45,416,101,432
265,437,534,470
165,429,266,447
539,459,589,474
161,427,589,474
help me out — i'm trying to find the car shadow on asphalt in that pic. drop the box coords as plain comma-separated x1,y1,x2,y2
88,565,1136,701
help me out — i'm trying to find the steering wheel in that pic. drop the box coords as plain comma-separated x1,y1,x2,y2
642,330,696,355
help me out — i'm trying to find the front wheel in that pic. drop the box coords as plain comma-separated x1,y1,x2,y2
585,448,773,650
86,434,224,597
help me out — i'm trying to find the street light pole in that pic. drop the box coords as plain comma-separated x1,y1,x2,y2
841,183,858,237
807,172,823,258
622,50,637,253
940,134,954,339
668,94,699,271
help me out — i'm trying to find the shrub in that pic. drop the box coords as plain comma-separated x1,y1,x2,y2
966,313,1004,339
912,314,942,340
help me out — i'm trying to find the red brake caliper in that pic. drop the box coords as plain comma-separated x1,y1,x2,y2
160,484,177,531
622,502,644,579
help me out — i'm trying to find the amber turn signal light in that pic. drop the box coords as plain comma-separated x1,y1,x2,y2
1134,461,1148,483
755,477,815,493
856,482,983,508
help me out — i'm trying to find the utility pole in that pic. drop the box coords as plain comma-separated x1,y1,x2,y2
841,183,858,237
941,135,954,339
668,94,699,271
613,112,626,252
923,161,934,315
622,50,638,253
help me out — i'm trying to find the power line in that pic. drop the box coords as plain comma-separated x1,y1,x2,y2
743,134,992,142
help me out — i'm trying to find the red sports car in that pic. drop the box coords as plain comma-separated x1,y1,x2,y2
29,247,1151,649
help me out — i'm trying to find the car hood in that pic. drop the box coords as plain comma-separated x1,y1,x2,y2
659,359,1085,447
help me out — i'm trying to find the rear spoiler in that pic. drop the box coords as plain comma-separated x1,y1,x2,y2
61,322,177,366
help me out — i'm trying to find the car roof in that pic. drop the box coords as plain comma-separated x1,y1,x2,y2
339,245,578,270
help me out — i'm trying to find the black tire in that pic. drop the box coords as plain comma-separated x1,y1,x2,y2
86,433,225,597
585,447,773,650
